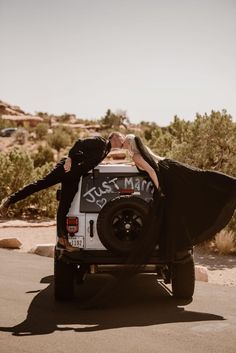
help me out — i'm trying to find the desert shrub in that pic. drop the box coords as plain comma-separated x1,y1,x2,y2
149,111,236,173
100,109,130,128
0,149,58,218
140,121,158,141
168,112,235,175
56,113,76,123
36,112,53,126
0,149,34,201
14,162,58,218
149,129,174,157
35,123,49,140
14,128,28,144
32,144,55,167
47,126,72,152
227,212,236,234
149,111,236,235
215,230,235,254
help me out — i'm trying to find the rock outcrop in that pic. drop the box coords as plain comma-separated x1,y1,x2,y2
0,100,43,127
0,100,26,116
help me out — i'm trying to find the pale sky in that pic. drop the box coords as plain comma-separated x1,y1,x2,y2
0,0,236,125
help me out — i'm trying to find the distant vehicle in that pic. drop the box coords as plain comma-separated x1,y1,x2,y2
0,128,18,137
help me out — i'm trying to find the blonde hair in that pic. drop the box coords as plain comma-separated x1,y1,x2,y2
125,134,164,161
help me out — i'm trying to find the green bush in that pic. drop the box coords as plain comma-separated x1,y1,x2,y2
35,123,49,140
14,129,28,145
32,144,55,167
149,111,236,175
47,126,72,152
56,113,76,123
148,111,236,234
100,109,130,128
0,149,34,201
0,149,58,218
16,162,58,218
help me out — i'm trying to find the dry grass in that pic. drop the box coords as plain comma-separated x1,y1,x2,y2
215,230,236,255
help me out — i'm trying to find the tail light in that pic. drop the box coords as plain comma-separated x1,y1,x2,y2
66,217,79,234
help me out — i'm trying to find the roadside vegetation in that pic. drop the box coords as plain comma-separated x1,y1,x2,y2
0,108,235,254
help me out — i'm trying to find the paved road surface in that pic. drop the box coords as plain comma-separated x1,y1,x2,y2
0,249,236,353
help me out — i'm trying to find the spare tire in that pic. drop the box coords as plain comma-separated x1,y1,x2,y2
97,195,149,254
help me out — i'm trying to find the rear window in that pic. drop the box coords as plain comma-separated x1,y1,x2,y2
80,172,154,212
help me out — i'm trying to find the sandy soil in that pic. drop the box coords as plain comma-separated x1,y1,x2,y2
0,219,236,286
0,219,56,252
193,248,236,286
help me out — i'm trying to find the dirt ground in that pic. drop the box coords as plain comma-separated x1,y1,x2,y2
0,219,236,286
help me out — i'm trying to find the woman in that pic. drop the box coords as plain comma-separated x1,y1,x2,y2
122,133,236,261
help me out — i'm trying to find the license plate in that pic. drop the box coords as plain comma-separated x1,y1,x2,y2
68,237,84,248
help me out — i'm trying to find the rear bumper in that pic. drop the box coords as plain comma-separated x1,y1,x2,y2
55,248,193,265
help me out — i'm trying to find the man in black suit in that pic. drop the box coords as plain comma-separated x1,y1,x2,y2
0,132,125,251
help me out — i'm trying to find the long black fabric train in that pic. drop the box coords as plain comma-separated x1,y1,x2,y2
133,136,236,262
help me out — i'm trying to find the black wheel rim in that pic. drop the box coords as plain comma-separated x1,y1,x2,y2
111,207,144,242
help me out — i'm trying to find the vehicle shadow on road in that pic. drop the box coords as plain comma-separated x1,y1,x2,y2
0,273,224,336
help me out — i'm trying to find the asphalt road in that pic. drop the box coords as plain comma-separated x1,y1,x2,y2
0,249,236,353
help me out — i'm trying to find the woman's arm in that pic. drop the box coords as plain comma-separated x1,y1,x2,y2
133,153,159,190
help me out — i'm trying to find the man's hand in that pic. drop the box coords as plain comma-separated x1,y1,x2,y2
64,157,72,173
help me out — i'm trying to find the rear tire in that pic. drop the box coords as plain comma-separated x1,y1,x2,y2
171,256,195,299
54,250,76,300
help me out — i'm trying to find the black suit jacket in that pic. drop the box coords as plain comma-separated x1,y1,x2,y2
68,136,111,175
